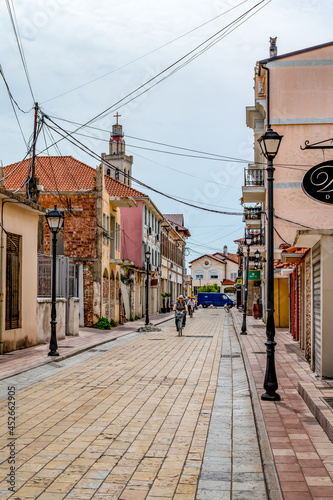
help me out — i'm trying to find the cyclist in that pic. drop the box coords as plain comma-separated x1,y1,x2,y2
173,295,188,329
187,296,196,316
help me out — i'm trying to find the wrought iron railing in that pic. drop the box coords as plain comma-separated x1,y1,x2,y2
244,168,264,186
243,207,262,221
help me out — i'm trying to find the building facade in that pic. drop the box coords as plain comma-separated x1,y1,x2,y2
190,248,238,296
244,39,333,374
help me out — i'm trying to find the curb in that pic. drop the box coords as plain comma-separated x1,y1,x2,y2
231,314,283,500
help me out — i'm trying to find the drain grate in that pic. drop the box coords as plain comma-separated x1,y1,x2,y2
221,354,240,358
90,348,108,352
59,346,74,348
150,339,164,341
321,397,333,411
253,351,266,354
317,387,333,390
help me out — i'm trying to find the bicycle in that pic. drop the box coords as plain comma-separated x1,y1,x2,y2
175,310,184,336
188,305,194,318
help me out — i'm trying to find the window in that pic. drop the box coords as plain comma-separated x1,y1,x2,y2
196,273,204,279
210,274,219,279
124,169,127,183
106,168,111,176
230,272,237,281
145,206,148,225
6,233,21,330
115,223,120,251
115,169,119,180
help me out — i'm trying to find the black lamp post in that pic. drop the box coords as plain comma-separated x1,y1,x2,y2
258,126,283,401
240,232,252,335
45,206,64,357
145,250,151,325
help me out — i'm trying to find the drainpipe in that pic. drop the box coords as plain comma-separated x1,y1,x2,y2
261,63,270,127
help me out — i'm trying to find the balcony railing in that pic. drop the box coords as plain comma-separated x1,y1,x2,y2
249,229,265,246
244,168,264,186
243,207,262,221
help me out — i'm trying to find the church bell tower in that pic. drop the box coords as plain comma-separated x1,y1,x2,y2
101,113,133,186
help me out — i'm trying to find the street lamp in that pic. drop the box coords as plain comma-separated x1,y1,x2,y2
240,232,252,335
145,250,151,325
45,205,64,356
258,126,283,401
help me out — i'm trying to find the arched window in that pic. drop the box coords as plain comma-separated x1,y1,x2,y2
124,169,127,183
106,168,111,176
115,169,119,180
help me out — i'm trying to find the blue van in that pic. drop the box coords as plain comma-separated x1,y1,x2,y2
197,292,235,308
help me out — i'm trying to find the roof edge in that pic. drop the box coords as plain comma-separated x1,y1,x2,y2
259,40,333,64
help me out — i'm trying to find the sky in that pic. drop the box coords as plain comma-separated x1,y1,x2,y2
0,0,333,264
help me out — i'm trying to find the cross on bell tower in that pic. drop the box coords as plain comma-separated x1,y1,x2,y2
100,113,133,187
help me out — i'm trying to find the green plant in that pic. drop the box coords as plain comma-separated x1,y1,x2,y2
199,284,220,293
93,317,112,330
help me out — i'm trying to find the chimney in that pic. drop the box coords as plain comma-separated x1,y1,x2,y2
269,37,277,58
223,245,228,256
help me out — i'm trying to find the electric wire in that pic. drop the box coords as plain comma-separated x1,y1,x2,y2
41,0,251,104
42,116,244,215
5,0,35,101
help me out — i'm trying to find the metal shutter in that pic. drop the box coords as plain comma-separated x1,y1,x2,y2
312,242,321,376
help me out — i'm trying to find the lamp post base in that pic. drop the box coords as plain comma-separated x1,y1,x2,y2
261,391,281,401
240,313,247,335
48,351,59,357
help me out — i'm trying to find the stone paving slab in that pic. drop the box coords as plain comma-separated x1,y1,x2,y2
0,313,174,381
231,308,333,500
0,309,225,499
197,312,267,500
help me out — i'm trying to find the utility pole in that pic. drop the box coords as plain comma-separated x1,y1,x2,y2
27,102,40,203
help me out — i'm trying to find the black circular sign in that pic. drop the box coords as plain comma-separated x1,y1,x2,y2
302,160,333,205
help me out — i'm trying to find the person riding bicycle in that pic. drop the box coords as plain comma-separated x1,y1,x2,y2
187,297,196,315
173,295,188,328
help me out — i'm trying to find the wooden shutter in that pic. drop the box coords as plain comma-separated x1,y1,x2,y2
5,233,21,330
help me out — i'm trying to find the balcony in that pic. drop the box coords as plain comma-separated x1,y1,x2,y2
249,229,265,247
242,167,265,203
243,206,262,229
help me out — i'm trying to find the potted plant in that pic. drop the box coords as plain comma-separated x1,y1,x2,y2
161,293,168,313
165,293,172,312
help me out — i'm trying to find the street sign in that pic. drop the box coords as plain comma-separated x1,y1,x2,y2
248,270,261,280
236,278,243,285
302,161,333,204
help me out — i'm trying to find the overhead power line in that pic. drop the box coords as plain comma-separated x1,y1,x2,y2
41,0,251,104
5,0,35,101
42,115,244,216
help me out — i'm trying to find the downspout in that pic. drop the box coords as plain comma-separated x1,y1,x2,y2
261,63,270,127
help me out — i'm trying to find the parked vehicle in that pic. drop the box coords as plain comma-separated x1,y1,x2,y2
197,292,235,309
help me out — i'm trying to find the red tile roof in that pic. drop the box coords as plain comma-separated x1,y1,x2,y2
104,174,147,199
4,156,95,192
222,279,236,285
4,156,148,198
274,259,296,270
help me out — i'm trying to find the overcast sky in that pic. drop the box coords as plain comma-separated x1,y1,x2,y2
1,0,332,262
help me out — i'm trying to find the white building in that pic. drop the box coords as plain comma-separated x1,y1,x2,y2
190,247,239,295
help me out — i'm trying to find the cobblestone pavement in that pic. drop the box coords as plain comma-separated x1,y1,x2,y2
0,309,266,499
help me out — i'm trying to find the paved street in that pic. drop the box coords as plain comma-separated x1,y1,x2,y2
0,309,266,500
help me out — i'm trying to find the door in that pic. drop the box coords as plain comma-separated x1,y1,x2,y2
312,242,321,376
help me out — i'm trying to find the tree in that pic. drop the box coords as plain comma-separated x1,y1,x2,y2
199,284,220,293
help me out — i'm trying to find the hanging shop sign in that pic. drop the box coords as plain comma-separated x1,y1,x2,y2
302,161,333,205
248,270,261,281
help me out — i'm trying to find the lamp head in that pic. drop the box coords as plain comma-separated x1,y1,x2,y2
145,250,151,260
255,249,260,261
45,205,64,234
245,233,252,246
258,127,283,160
